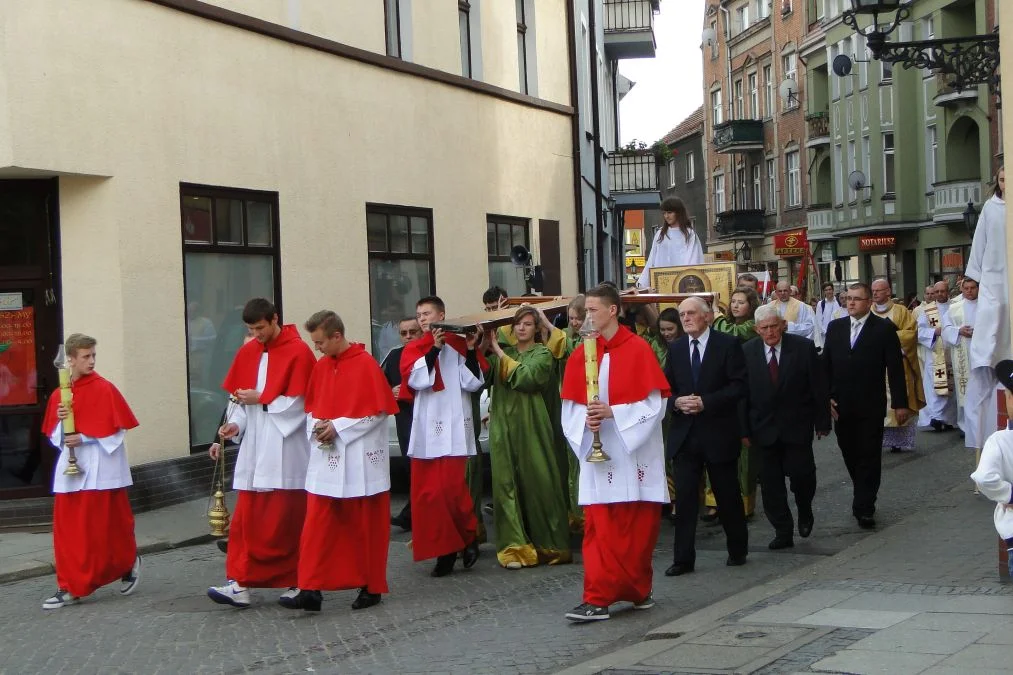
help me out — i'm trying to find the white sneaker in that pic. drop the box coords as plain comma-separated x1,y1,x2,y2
207,580,251,608
42,589,79,610
279,587,299,601
120,555,142,596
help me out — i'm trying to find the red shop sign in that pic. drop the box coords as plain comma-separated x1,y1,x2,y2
859,234,897,252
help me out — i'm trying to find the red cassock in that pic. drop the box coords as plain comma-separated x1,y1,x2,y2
560,326,669,607
42,373,140,598
298,343,398,592
410,456,477,561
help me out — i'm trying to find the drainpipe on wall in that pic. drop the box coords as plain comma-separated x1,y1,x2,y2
589,0,605,284
566,0,587,291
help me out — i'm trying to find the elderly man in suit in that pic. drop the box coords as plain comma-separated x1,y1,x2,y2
664,296,748,576
743,304,831,550
823,282,911,530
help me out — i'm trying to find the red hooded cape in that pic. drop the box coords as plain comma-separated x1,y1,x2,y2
42,372,139,437
397,331,488,402
304,343,399,419
561,324,671,405
221,324,316,404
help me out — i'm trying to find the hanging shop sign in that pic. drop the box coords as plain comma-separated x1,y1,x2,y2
773,229,808,257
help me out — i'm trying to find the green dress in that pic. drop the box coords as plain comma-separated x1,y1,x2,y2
543,328,583,531
487,343,572,568
709,315,759,515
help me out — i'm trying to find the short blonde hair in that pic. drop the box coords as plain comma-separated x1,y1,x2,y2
65,333,97,357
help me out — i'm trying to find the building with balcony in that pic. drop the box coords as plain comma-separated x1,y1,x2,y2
803,0,999,297
574,0,661,287
701,0,811,286
0,0,579,513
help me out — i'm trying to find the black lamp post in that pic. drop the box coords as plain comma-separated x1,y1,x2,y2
963,200,978,237
842,0,1000,94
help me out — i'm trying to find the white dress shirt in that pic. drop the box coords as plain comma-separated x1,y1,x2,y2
850,312,870,345
765,341,782,364
688,327,711,367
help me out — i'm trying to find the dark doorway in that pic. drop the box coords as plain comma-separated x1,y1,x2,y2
902,248,917,301
537,220,561,295
0,180,61,499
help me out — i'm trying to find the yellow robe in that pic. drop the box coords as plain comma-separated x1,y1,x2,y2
873,301,926,426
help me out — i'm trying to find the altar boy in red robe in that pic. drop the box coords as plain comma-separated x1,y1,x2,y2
41,333,141,610
208,298,316,608
560,285,671,622
280,310,399,612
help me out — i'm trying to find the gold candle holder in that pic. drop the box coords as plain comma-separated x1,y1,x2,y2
53,344,81,477
580,319,610,464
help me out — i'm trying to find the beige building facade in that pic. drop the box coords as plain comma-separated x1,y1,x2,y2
0,0,578,500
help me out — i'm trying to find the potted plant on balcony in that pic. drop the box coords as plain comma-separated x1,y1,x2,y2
651,140,674,165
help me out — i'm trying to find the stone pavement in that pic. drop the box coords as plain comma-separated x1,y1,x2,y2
557,455,1011,675
0,428,994,674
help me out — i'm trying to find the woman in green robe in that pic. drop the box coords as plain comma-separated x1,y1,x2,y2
485,307,571,569
705,287,761,518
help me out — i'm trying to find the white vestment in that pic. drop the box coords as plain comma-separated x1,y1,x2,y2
971,429,1013,540
916,304,956,426
49,426,132,493
560,354,668,505
966,194,1010,369
406,344,484,459
229,353,311,491
637,228,704,288
816,298,841,341
943,297,975,432
773,299,816,341
304,414,390,498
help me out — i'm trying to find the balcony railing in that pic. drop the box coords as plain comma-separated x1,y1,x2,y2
932,179,983,224
608,150,659,193
933,73,979,107
712,119,765,154
715,209,765,237
603,0,657,59
805,112,830,146
806,204,833,234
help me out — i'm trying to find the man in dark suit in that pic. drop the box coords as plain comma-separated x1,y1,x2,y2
380,317,422,530
823,282,911,530
743,304,831,550
664,296,748,575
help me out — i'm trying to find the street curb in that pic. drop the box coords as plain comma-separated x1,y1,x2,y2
0,534,217,586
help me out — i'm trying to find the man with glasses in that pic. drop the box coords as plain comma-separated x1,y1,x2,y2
823,283,910,530
380,317,423,530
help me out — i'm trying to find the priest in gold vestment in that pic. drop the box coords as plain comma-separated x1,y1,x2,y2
871,278,925,451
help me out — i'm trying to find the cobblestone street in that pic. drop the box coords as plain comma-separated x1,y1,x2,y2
0,428,985,674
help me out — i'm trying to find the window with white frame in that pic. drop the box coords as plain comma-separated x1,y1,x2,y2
736,166,747,209
857,34,868,89
830,45,840,100
786,150,801,206
710,20,718,58
782,53,797,111
841,40,853,96
862,135,871,195
668,157,677,187
926,125,937,191
516,0,532,94
883,132,895,194
755,0,770,20
736,5,750,34
711,88,724,125
734,79,744,118
459,0,473,78
847,140,856,199
763,64,773,118
748,72,759,118
687,151,696,182
881,57,893,81
384,0,403,58
923,14,935,39
752,164,762,210
714,174,726,214
766,158,777,211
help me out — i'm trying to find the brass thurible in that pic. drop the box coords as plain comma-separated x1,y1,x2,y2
53,344,82,476
580,317,611,464
207,395,237,538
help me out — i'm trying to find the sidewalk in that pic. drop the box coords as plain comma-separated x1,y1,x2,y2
557,479,1012,675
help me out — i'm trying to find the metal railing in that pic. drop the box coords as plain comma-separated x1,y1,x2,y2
608,151,658,193
603,0,655,32
805,111,830,139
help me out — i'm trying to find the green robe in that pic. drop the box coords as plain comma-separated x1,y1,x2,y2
487,343,571,567
466,392,486,543
544,328,583,531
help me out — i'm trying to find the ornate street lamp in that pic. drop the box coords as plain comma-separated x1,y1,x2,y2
963,200,978,237
842,0,1000,94
737,240,752,263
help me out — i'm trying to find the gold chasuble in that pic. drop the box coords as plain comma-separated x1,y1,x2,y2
873,301,926,426
770,297,803,323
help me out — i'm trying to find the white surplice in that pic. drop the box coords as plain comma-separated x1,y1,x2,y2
406,344,484,459
816,298,841,341
916,304,956,426
637,228,704,288
303,414,390,498
228,353,310,491
773,299,816,341
48,426,131,493
560,354,668,505
971,429,1013,540
966,194,1010,369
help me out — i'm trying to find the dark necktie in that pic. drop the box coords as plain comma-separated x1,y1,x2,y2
691,339,701,386
769,346,779,384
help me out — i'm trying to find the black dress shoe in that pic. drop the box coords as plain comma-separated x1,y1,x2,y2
462,540,480,568
280,589,322,612
664,563,694,576
768,536,794,550
889,446,903,454
699,509,718,523
390,513,412,531
726,555,748,567
216,539,228,553
856,515,876,529
798,513,814,538
431,553,456,577
351,588,382,610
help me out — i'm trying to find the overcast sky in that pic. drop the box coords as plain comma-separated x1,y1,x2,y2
618,1,706,145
